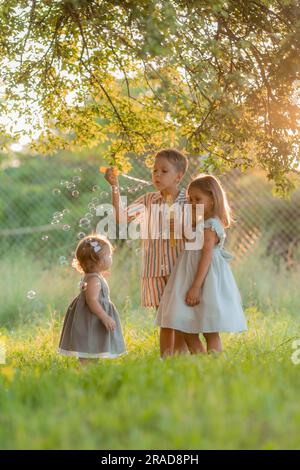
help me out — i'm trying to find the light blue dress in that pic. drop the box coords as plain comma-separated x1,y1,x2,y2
155,217,247,333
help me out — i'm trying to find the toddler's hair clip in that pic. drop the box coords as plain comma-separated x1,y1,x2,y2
90,241,102,253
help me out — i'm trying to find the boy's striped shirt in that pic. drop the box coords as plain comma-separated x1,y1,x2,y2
127,189,187,278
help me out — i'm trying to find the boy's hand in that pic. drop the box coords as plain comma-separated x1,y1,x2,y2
104,167,119,187
102,314,116,331
185,285,201,306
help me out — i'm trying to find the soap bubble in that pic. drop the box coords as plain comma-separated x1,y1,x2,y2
62,208,70,215
59,256,68,266
51,211,63,225
72,190,79,198
66,182,76,190
52,188,61,195
27,290,36,300
92,185,100,192
77,232,86,240
72,176,81,184
79,218,90,228
60,180,67,187
74,167,82,173
91,197,99,205
63,224,71,231
88,203,96,211
84,212,93,220
41,235,49,241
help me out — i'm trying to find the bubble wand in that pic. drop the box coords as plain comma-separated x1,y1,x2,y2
99,166,152,186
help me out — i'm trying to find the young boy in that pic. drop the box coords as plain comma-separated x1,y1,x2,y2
105,148,189,357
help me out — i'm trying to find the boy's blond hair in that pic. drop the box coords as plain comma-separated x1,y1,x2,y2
155,148,188,175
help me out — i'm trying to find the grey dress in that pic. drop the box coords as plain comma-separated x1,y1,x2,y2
58,273,126,358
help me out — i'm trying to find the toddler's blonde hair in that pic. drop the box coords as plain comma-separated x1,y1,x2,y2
72,234,113,273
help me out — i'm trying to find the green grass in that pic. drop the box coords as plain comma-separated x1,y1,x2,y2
1,245,300,449
1,308,300,449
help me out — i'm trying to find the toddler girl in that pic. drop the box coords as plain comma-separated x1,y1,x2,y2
58,235,126,363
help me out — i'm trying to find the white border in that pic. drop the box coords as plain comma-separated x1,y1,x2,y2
57,347,127,359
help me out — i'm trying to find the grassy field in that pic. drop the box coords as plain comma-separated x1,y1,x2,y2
1,246,300,449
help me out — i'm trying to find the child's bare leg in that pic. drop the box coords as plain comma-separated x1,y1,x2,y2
160,327,174,358
183,333,206,354
203,333,222,353
173,330,189,355
79,358,95,365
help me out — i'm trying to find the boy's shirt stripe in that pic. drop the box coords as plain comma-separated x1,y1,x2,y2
127,188,187,278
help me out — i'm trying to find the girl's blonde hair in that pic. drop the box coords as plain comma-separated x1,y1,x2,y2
72,234,113,273
188,174,233,228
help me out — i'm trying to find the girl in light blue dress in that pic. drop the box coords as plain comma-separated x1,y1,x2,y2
155,174,247,356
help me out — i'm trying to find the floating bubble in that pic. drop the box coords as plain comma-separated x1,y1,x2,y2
41,235,49,241
84,212,93,220
72,176,81,184
63,224,71,231
59,256,68,266
27,290,36,300
66,182,76,190
74,167,82,173
91,197,99,205
52,188,61,195
51,216,62,224
60,180,68,187
79,218,90,228
62,208,70,215
92,185,100,192
77,232,86,240
53,211,63,218
72,190,79,198
88,203,96,211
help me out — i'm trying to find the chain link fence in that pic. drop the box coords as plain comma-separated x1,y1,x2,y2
1,152,300,268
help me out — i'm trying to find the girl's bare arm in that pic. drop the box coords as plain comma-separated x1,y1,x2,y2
186,228,218,306
192,229,217,288
85,277,116,331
